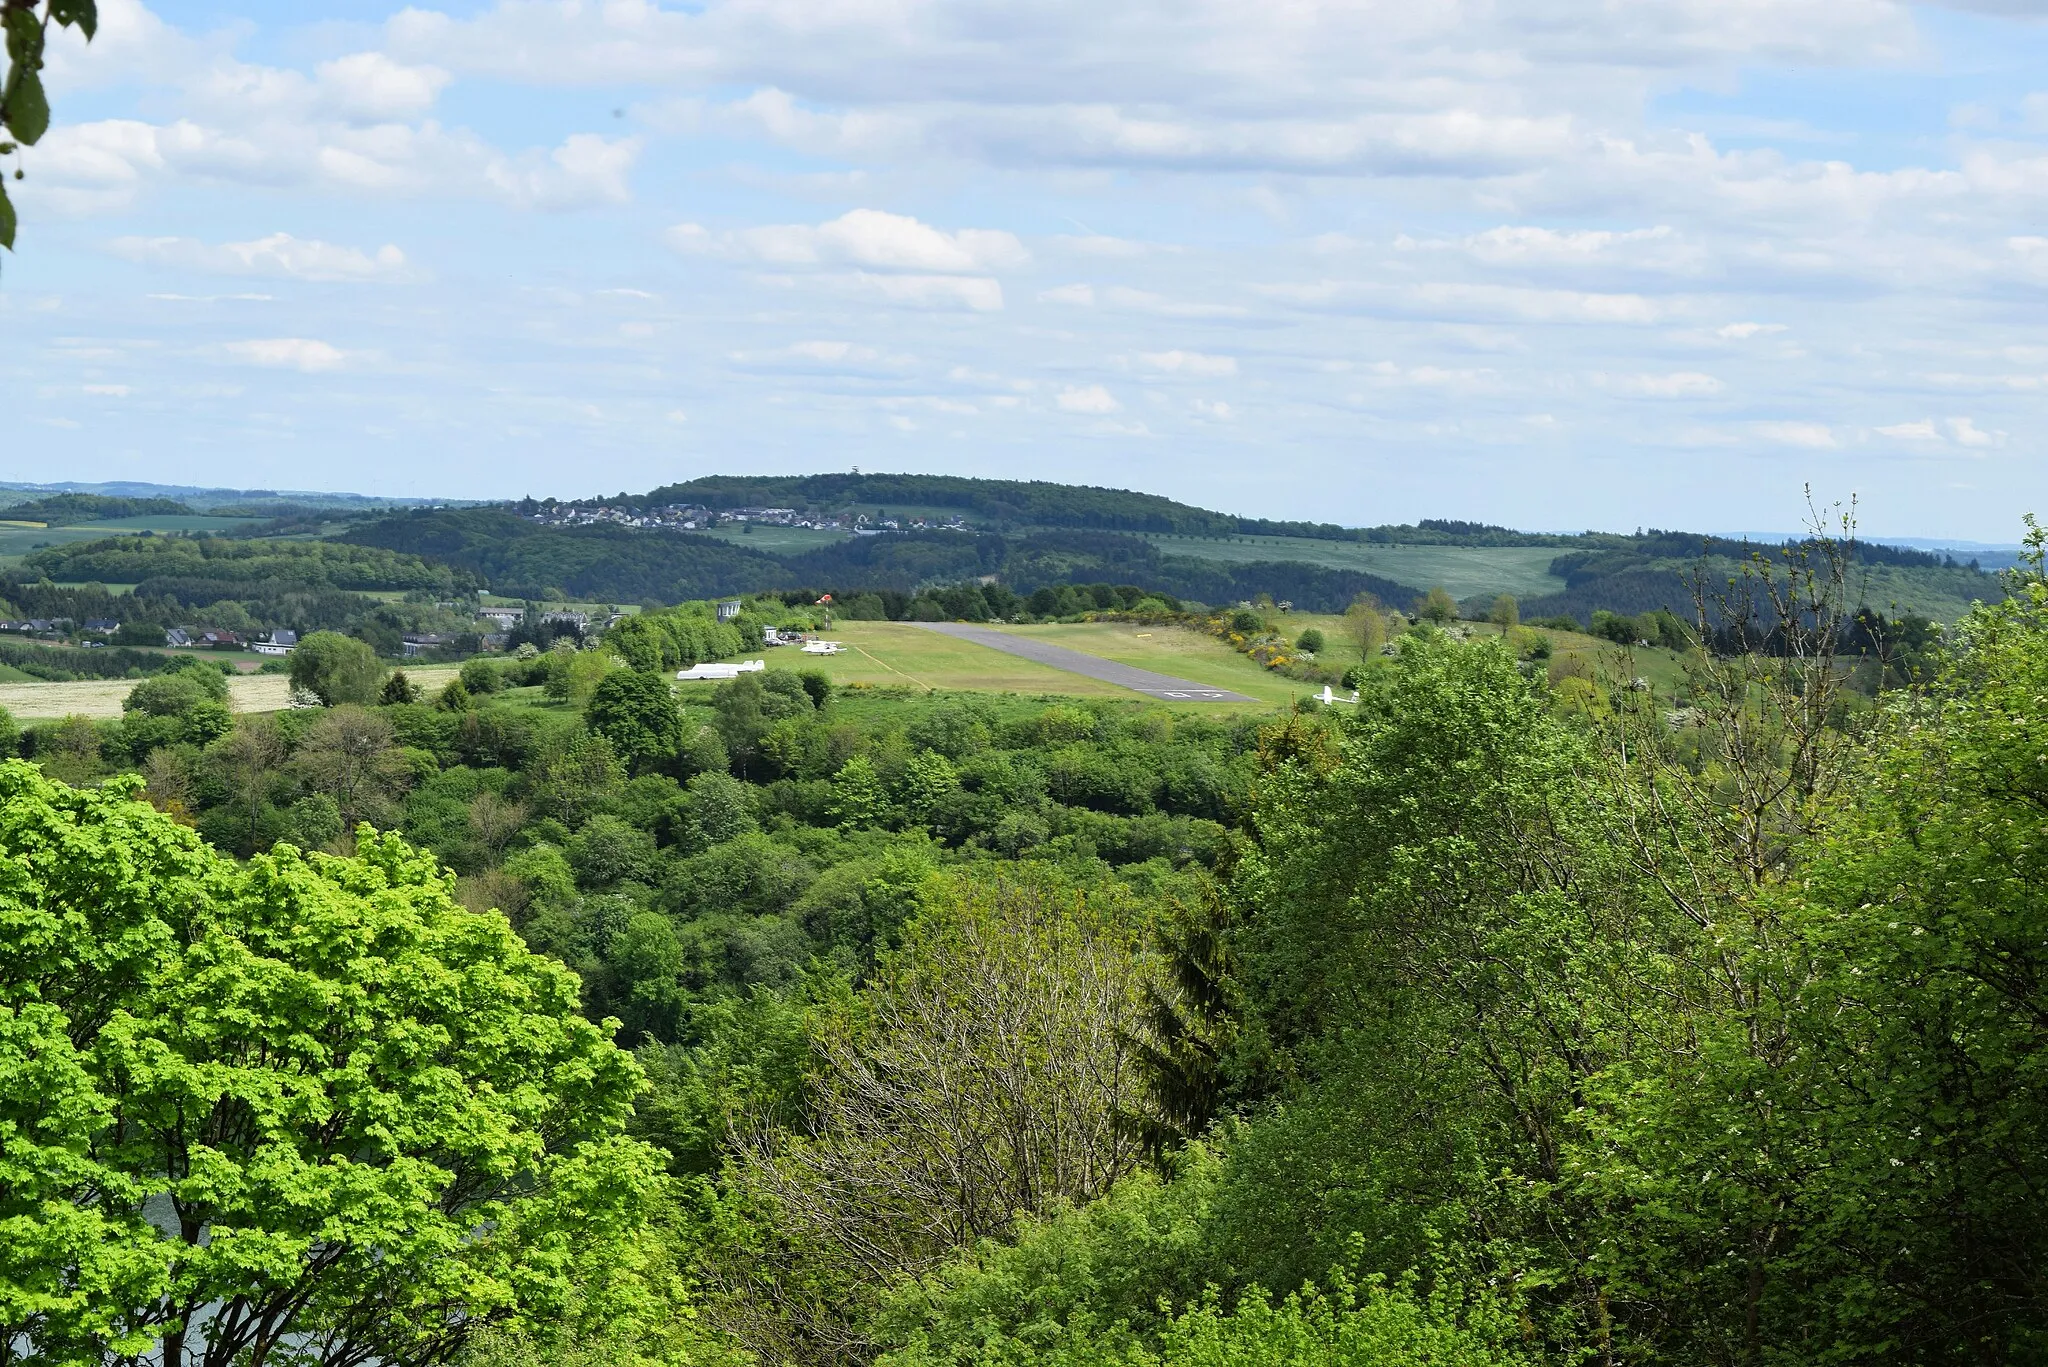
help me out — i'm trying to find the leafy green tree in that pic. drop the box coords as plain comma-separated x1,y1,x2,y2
827,754,888,829
530,732,624,826
381,669,421,704
1293,627,1325,654
437,676,476,711
1488,594,1517,630
685,770,756,847
0,764,670,1367
1415,585,1457,624
1345,593,1389,659
587,670,683,776
460,656,507,694
897,749,959,828
290,631,387,705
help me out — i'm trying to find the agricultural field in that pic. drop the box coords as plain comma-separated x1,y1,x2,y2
0,664,460,719
1140,533,1571,600
694,524,853,553
0,514,259,566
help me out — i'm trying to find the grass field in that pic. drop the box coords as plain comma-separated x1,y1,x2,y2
0,514,259,567
0,665,460,720
1142,534,1569,600
696,525,854,553
668,620,1325,710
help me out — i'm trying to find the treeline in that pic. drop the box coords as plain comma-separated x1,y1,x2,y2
25,533,478,593
0,492,195,521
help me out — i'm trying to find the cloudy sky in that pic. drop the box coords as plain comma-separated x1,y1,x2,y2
8,0,2048,537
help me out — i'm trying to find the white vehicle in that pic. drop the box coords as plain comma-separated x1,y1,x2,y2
675,659,767,680
800,640,845,655
1314,685,1359,706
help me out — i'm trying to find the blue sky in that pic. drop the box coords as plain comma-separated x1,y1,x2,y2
8,0,2048,538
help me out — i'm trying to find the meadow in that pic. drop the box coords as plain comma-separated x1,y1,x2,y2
1142,533,1570,599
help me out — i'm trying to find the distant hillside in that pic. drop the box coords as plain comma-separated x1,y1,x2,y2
0,479,470,513
548,473,1589,544
0,492,195,522
344,508,793,602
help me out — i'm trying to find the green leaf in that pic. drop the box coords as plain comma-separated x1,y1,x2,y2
3,9,39,66
8,68,48,146
50,0,98,40
0,182,15,250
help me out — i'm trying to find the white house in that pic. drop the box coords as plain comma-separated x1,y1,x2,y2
676,659,767,680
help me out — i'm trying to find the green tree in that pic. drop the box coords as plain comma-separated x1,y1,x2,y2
1345,593,1389,659
437,676,476,712
0,765,671,1367
897,749,958,828
587,670,683,776
1415,585,1457,624
827,754,888,829
1293,627,1325,654
290,631,386,705
381,669,421,705
1487,594,1517,630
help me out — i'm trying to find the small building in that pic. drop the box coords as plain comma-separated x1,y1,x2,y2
477,609,523,630
540,610,588,630
716,599,743,623
251,629,297,657
164,628,192,648
82,618,121,634
401,633,448,658
196,630,242,650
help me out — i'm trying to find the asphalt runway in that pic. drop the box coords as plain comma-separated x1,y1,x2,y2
907,623,1256,702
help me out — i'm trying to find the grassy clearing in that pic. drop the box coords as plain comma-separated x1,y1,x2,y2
678,621,1130,701
0,665,461,720
695,525,853,553
1142,533,1569,600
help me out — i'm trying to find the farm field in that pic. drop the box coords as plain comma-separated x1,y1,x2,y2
1142,533,1569,600
695,525,852,553
0,514,259,567
0,664,460,719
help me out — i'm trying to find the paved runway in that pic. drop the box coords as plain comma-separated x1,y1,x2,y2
907,623,1256,702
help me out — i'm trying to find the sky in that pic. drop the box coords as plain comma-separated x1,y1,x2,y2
7,0,2048,538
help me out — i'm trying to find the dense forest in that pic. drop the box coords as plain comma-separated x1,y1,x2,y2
5,525,2046,1365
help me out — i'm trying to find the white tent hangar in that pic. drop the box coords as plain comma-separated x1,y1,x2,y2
676,659,767,680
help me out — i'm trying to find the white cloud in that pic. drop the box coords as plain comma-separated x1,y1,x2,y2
1948,416,2003,447
1752,420,1838,449
1104,286,1248,319
1717,321,1787,339
221,337,351,371
1056,384,1120,414
1039,283,1095,305
82,384,132,396
1597,371,1724,397
110,232,410,281
1875,420,1942,440
673,209,1025,273
1192,398,1234,420
1139,350,1237,377
31,117,638,213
